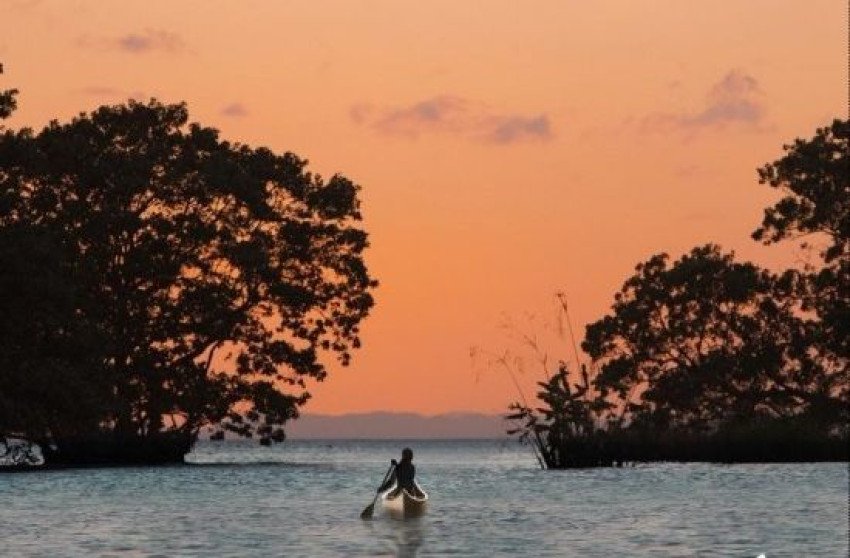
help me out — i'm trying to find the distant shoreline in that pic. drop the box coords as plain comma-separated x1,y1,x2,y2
282,412,510,440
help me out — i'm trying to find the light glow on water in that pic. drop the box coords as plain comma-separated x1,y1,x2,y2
1,440,846,556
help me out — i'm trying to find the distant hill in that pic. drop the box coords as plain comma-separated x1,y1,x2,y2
285,412,510,439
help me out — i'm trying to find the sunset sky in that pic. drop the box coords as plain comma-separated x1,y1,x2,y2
1,0,846,415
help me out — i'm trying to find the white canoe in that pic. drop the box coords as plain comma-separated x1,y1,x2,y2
381,482,428,519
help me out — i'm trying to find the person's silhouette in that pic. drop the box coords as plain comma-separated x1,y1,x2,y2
378,447,423,497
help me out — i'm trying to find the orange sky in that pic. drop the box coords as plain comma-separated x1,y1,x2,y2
1,0,846,415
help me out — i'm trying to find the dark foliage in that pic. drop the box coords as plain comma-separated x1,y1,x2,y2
603,418,847,463
753,118,849,372
507,363,616,468
0,63,16,121
507,361,847,468
507,120,848,468
582,245,845,431
0,72,376,465
753,119,849,264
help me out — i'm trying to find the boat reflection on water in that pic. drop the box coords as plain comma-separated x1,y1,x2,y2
362,512,427,558
363,481,429,557
389,518,426,558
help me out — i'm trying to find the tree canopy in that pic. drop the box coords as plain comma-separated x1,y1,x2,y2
753,118,849,361
753,119,849,264
504,121,848,467
579,121,849,434
582,245,843,430
0,63,16,121
0,84,376,463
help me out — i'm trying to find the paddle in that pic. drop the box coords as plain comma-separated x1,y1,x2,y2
359,460,396,519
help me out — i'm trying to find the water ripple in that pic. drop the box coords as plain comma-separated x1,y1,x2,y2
1,440,846,557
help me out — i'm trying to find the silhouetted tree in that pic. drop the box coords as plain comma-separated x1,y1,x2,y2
506,121,848,466
507,362,609,468
0,62,16,120
0,94,376,464
753,119,849,373
0,225,108,456
582,245,843,431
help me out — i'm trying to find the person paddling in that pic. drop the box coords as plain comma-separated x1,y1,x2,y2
379,447,423,497
360,447,428,519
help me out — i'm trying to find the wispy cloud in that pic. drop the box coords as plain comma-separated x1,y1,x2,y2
351,95,554,145
640,70,768,134
77,29,184,54
487,115,552,144
221,102,248,118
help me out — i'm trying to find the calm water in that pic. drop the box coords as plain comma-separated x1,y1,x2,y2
0,439,846,557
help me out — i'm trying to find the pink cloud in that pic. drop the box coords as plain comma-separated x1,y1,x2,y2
351,96,554,145
78,29,184,54
221,103,248,117
641,70,768,134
